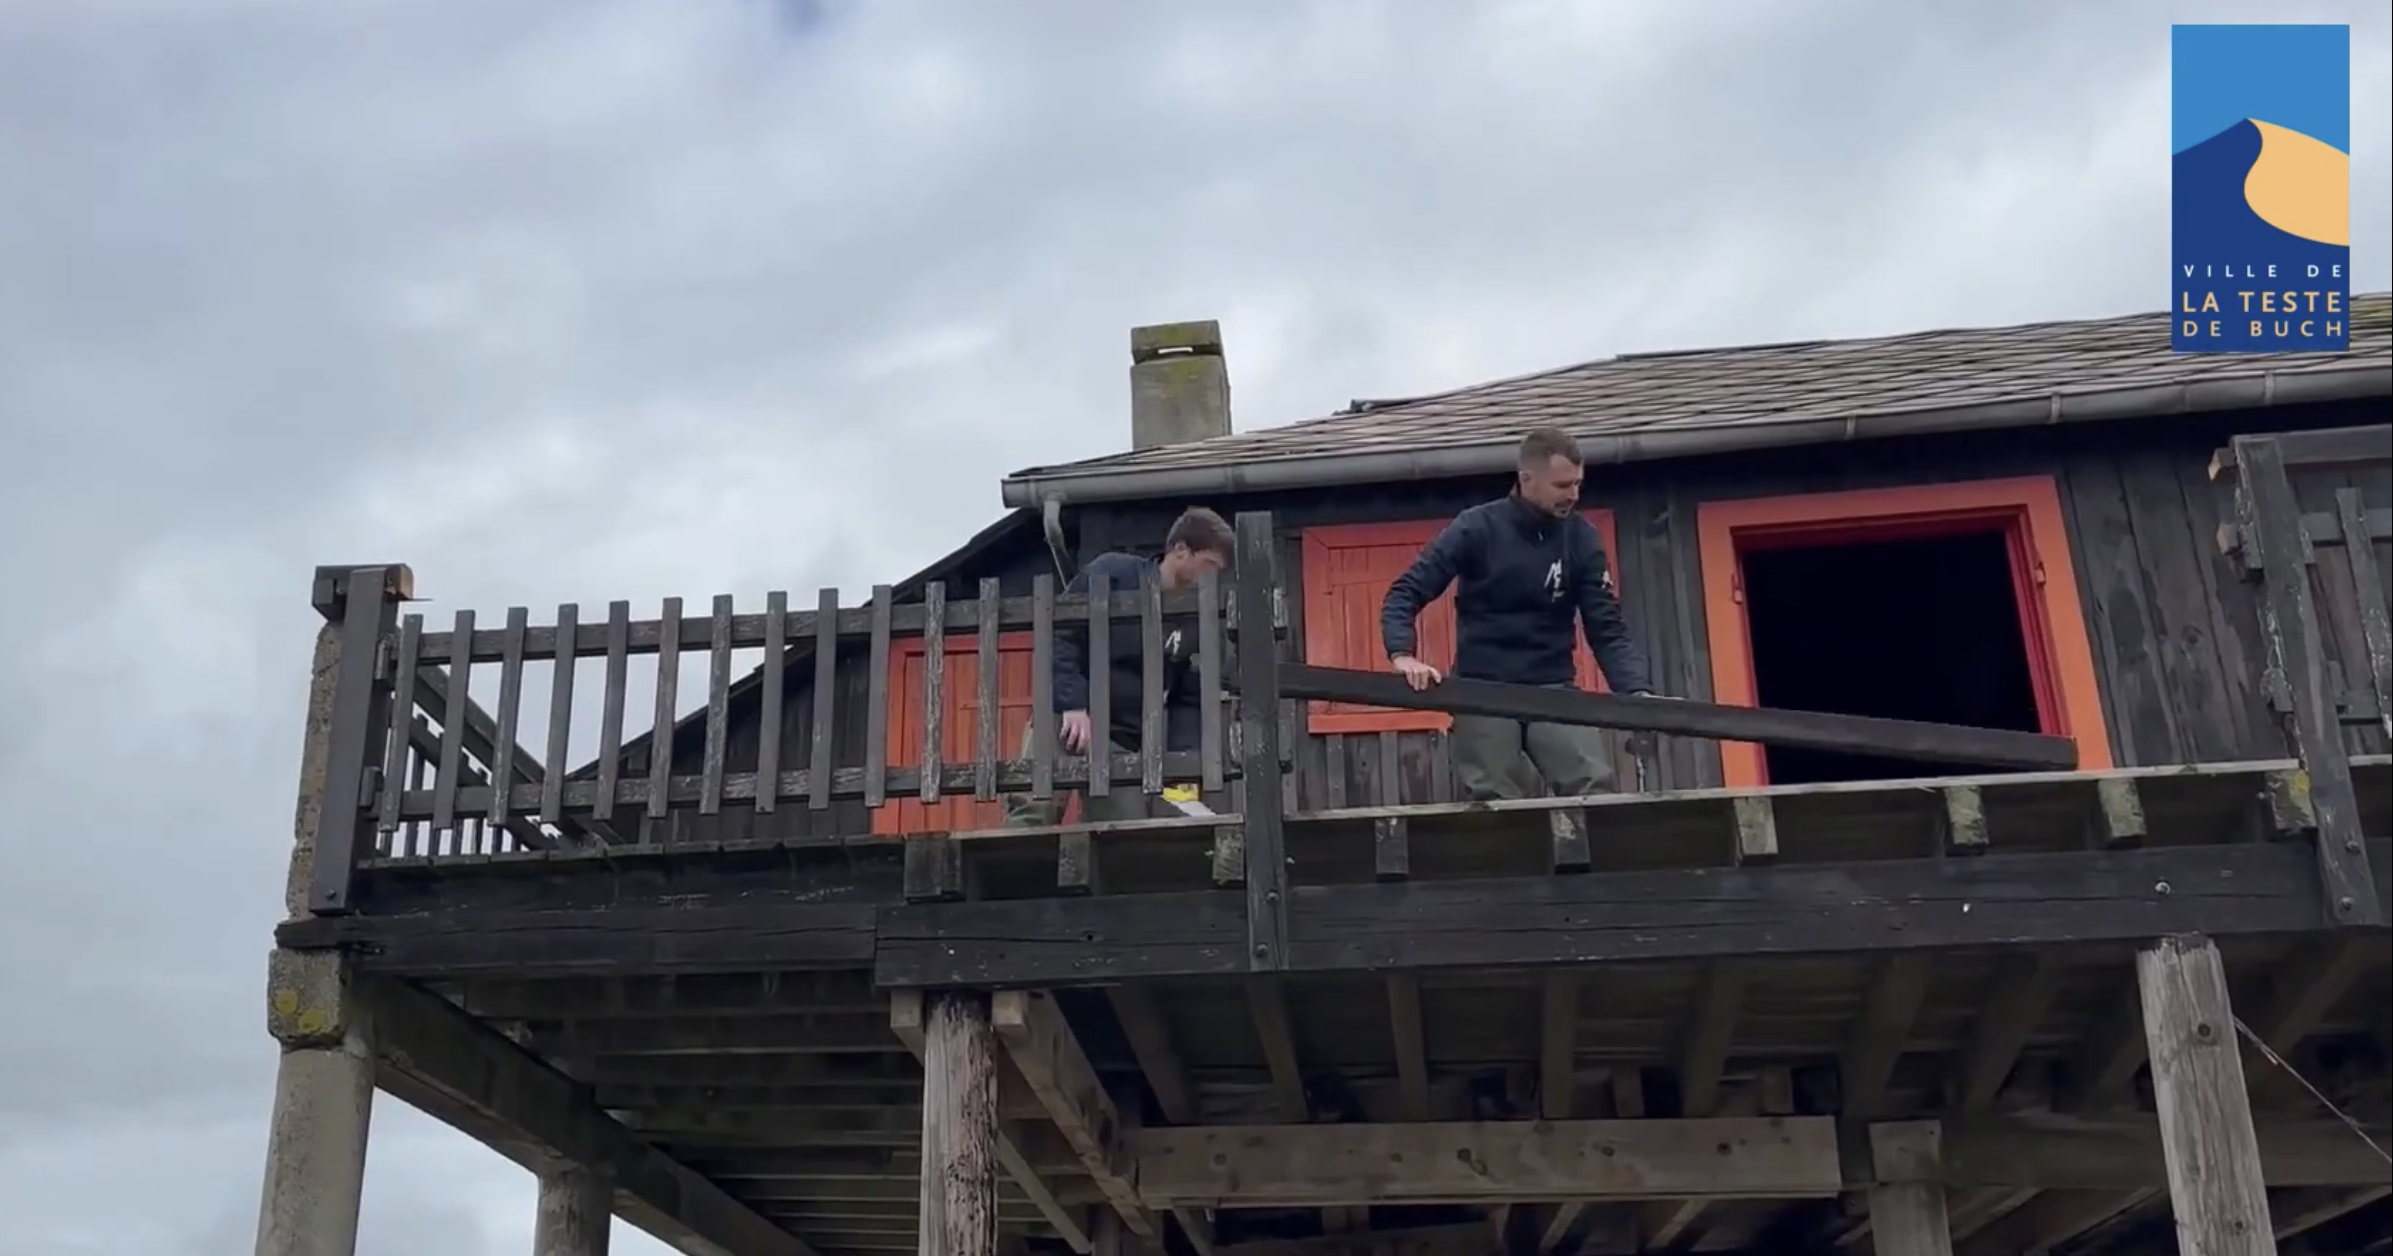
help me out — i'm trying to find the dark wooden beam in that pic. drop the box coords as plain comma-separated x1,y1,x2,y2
279,901,876,978
879,839,2386,988
2234,433,2383,927
990,990,1156,1240
367,979,821,1256
2210,424,2393,480
1271,664,2079,771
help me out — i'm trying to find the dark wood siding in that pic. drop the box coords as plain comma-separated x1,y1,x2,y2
647,398,2385,835
1085,398,2385,807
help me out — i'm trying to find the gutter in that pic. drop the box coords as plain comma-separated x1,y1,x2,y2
999,362,2392,509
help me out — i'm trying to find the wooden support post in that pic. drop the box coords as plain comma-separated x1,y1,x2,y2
920,990,1004,1256
2136,935,2273,1256
1232,511,1289,971
255,950,375,1256
2234,435,2381,927
532,1164,612,1256
1867,1121,1954,1256
304,564,409,913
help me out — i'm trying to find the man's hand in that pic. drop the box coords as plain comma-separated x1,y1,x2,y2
1392,654,1444,691
1059,709,1094,755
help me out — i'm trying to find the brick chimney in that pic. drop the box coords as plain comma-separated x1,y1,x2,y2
1129,320,1231,450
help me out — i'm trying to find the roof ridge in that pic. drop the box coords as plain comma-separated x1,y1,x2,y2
1004,291,2393,486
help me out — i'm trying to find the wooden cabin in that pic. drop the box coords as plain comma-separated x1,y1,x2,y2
259,295,2392,1256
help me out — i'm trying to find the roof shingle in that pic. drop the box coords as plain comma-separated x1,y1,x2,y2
1006,293,2391,491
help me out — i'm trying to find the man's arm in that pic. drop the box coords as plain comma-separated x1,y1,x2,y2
1573,523,1655,695
1050,566,1095,714
1380,516,1474,661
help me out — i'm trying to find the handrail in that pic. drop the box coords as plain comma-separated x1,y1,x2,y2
301,511,1293,912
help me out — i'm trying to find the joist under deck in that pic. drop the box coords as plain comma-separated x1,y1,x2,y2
281,755,2393,1256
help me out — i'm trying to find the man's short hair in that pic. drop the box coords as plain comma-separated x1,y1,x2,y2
1165,506,1237,560
1517,427,1582,469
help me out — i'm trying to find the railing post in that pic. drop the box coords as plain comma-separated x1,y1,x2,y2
1232,512,1289,972
2230,436,2379,928
306,564,409,915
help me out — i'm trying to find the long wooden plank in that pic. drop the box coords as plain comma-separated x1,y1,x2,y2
1122,1114,2393,1209
875,839,2386,988
1272,664,2079,770
1129,1117,1843,1206
412,587,1222,663
2236,435,2381,926
367,980,823,1256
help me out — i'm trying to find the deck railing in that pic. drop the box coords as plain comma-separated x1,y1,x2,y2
300,513,1291,913
2216,422,2392,928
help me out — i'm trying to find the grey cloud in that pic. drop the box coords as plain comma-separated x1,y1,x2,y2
2,0,2386,1252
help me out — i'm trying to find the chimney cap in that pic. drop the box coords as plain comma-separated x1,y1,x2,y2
1130,320,1224,364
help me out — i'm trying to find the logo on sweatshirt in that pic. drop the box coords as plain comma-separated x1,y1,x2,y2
1544,560,1565,602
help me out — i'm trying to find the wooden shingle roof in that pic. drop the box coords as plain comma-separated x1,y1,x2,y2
1002,292,2392,504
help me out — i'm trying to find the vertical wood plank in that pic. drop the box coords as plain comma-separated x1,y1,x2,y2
1373,817,1411,882
2335,487,2393,741
540,603,577,826
405,716,432,859
920,581,947,804
809,587,838,811
646,597,682,827
757,591,786,816
1324,735,1348,808
1866,1121,1955,1256
701,592,734,816
1140,571,1166,798
919,991,1001,1256
378,613,422,840
864,585,893,810
2236,436,2379,925
1087,572,1112,799
487,606,529,831
431,608,473,841
594,600,629,824
2136,934,2273,1256
1198,567,1226,792
1031,575,1057,802
1234,511,1290,972
960,579,994,801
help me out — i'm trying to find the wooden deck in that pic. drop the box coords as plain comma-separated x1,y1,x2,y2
283,755,2393,1256
255,429,2393,1256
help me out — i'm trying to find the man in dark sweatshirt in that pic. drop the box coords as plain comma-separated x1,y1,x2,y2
1380,428,1660,800
1006,506,1238,825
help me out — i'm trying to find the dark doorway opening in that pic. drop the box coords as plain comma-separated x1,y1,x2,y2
1739,529,2045,785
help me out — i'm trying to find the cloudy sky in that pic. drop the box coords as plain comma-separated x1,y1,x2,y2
1,1,2387,1253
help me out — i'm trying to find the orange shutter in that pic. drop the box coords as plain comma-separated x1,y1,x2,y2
1300,512,1622,734
872,631,1070,836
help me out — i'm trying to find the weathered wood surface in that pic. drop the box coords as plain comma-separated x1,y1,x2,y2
2136,935,2275,1256
1127,1117,1844,1206
2231,433,2384,927
332,572,1277,875
875,838,2387,989
917,991,1002,1256
1867,1122,1955,1256
532,1165,613,1256
1274,664,2080,771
